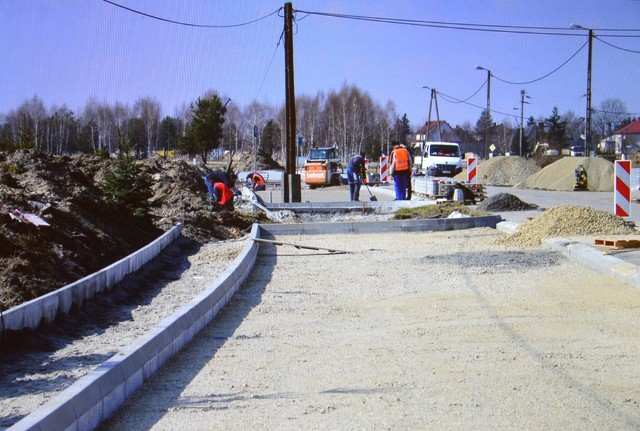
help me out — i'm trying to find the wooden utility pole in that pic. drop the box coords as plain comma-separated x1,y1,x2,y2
284,2,301,202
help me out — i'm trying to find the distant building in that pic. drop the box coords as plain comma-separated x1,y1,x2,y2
411,121,482,156
610,119,640,154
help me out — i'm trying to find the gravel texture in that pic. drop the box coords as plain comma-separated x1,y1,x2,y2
98,230,640,431
0,238,245,430
456,156,541,186
516,157,614,192
477,192,538,212
496,205,635,247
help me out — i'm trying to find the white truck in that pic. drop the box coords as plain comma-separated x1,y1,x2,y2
412,141,462,177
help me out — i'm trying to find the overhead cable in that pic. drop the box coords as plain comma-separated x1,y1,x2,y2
101,0,281,28
423,86,519,119
293,9,640,37
492,40,588,85
255,30,285,100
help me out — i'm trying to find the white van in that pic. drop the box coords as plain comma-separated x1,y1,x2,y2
412,141,462,177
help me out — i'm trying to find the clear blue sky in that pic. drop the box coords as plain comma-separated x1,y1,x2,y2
2,0,639,130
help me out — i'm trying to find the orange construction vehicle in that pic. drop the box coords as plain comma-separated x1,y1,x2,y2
303,146,343,188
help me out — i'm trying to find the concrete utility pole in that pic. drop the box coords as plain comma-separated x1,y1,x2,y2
284,2,301,202
570,24,594,156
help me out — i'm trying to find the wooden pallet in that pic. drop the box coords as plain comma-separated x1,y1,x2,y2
594,238,640,250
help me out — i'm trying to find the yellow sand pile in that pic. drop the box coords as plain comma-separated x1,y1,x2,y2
456,156,541,186
515,157,614,192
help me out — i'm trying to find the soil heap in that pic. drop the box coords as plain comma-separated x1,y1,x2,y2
0,150,265,310
497,205,634,247
477,193,538,212
455,156,541,186
515,157,614,192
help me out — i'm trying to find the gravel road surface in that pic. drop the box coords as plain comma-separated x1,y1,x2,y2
99,229,640,431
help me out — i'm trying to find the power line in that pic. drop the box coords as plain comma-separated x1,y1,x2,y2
596,36,640,54
423,86,519,120
255,30,285,100
492,40,588,85
101,0,281,28
293,9,640,37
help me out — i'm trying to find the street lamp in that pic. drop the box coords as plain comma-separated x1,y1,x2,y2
570,24,593,156
475,65,492,116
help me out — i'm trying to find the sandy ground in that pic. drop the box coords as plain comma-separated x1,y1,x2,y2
99,229,640,431
0,238,245,430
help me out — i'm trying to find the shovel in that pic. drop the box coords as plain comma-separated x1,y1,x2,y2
364,183,377,201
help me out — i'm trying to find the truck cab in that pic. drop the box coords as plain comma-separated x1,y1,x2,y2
412,141,462,177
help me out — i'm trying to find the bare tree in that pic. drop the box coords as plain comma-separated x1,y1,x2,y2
594,98,628,139
133,97,161,157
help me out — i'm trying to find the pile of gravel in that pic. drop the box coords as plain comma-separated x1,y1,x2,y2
477,193,538,212
456,156,541,186
497,205,635,247
515,157,614,192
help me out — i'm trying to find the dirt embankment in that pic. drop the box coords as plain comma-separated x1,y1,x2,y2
0,150,265,310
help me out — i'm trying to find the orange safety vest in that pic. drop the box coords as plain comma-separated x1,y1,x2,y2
214,182,234,206
252,173,266,187
392,146,411,172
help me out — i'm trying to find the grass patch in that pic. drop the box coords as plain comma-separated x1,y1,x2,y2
393,202,491,220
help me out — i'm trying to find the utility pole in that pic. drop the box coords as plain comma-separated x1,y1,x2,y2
284,2,300,202
586,28,593,156
570,24,594,156
518,90,531,157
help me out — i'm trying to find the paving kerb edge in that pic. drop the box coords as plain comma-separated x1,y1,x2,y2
1,223,183,333
13,216,594,431
544,237,640,288
7,224,259,431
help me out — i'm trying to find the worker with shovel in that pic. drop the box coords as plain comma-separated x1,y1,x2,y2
346,152,367,201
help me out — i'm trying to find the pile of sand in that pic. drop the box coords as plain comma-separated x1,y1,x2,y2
477,193,538,212
515,157,614,192
497,205,634,247
456,156,541,186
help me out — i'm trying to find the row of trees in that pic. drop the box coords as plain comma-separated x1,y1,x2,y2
0,88,634,163
0,85,411,163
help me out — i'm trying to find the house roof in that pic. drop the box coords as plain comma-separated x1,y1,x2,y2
415,120,451,135
614,119,640,135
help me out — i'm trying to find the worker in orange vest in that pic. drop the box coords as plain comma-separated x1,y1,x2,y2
390,141,412,200
246,172,266,191
212,182,235,211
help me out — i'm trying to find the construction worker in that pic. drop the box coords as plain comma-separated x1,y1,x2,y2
246,172,266,191
204,170,237,199
390,141,412,200
346,152,366,201
212,181,235,211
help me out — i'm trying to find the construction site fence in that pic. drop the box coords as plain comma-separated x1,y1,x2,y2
0,223,183,334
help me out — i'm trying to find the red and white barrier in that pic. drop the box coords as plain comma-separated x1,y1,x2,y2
380,155,389,183
467,157,478,184
615,160,631,217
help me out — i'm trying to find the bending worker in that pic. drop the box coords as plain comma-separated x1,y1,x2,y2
246,172,266,191
346,152,366,201
212,181,235,211
204,170,236,199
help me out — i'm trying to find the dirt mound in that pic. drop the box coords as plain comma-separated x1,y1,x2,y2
234,150,284,172
515,157,614,192
497,205,634,247
477,193,538,212
455,156,541,186
0,150,266,310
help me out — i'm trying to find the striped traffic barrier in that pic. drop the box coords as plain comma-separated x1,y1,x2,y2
380,155,389,183
467,157,478,184
615,160,631,217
